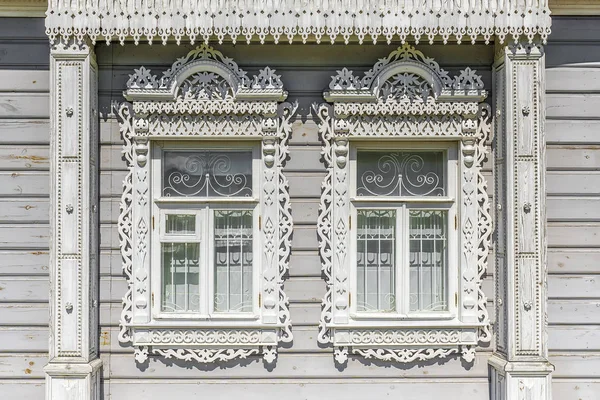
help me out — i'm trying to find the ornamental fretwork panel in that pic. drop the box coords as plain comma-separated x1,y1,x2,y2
315,44,493,365
116,45,296,365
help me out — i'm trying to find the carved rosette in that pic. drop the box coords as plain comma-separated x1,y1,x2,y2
317,44,492,365
116,45,295,365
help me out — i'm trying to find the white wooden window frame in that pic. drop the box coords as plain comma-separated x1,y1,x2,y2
349,141,458,321
116,44,297,365
151,141,262,321
315,44,493,365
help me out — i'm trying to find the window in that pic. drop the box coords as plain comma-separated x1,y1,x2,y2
117,44,295,365
152,145,260,319
350,145,457,318
316,44,492,365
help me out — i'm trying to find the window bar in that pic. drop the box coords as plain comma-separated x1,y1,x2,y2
377,211,382,310
184,243,189,311
170,243,175,311
226,212,230,311
433,212,437,311
239,213,243,312
419,211,423,311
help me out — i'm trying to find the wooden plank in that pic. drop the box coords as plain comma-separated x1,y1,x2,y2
546,67,600,92
548,275,600,299
0,120,49,144
0,250,49,275
0,198,49,223
547,171,600,195
0,70,49,92
0,382,44,400
291,225,318,251
284,146,323,172
547,17,600,41
284,277,325,303
289,119,321,145
547,196,600,221
549,300,600,324
100,170,127,198
0,93,48,119
547,146,600,171
0,277,48,302
549,325,600,351
0,354,46,379
0,172,48,196
289,251,321,277
546,44,600,68
103,351,491,380
0,304,48,326
0,145,49,170
553,381,600,400
288,172,326,198
0,327,47,352
0,224,49,249
546,120,600,145
291,199,319,225
548,222,600,247
551,354,600,378
547,94,600,119
548,249,600,274
106,380,489,399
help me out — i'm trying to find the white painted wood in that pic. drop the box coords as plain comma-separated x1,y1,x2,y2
547,94,600,119
548,275,600,299
547,171,600,195
0,381,44,400
0,145,49,170
548,249,600,274
0,198,49,223
548,300,600,324
550,354,600,378
548,223,600,247
0,120,50,144
549,326,600,351
0,93,48,118
0,225,49,248
0,70,49,92
552,381,600,400
0,327,48,352
0,277,48,301
105,381,490,400
0,172,49,196
546,67,600,92
546,120,600,145
0,250,49,275
0,304,49,325
546,146,600,171
547,197,600,221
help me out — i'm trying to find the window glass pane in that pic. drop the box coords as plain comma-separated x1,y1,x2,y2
163,150,252,197
165,214,195,235
409,210,448,312
356,151,445,197
162,242,200,312
214,210,253,313
356,210,396,312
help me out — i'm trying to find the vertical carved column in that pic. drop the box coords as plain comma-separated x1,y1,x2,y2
44,38,102,400
490,42,554,400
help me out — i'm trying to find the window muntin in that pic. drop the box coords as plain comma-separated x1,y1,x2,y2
153,144,260,319
351,144,456,318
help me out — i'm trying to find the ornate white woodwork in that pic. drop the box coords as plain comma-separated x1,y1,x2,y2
490,41,554,400
45,36,102,400
316,44,492,365
45,0,552,46
116,44,296,365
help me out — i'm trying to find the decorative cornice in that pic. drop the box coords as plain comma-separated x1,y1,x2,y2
44,0,552,45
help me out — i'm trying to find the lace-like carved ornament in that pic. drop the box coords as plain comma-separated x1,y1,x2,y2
316,44,492,366
117,45,296,366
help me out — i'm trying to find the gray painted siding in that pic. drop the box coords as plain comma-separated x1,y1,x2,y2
546,17,600,400
96,43,496,399
0,17,49,400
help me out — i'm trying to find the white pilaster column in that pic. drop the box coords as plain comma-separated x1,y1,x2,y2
490,41,554,400
45,37,102,400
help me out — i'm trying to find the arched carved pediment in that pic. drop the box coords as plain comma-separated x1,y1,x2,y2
326,44,485,104
125,44,286,103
